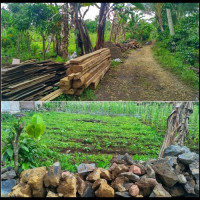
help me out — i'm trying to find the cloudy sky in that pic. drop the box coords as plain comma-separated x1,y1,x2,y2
1,3,154,22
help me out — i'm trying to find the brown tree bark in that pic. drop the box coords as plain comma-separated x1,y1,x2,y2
159,102,193,157
96,3,110,50
13,122,24,174
61,3,69,59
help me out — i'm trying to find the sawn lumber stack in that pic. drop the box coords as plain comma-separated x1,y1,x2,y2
2,60,69,101
59,48,111,95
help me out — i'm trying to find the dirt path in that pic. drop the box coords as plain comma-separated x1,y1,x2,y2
95,44,199,101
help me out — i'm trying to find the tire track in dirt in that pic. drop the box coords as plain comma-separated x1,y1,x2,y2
95,44,199,101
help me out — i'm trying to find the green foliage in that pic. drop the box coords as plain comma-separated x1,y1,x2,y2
152,41,199,89
26,114,45,141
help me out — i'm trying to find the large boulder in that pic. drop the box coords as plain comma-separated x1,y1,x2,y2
1,179,16,197
178,152,197,165
1,169,16,180
20,166,46,197
149,183,171,197
77,163,96,176
95,181,114,197
129,184,140,197
8,183,32,197
119,172,140,182
92,179,107,191
167,185,185,197
111,176,129,192
151,160,178,187
57,174,76,197
86,168,101,182
108,163,129,179
163,145,184,158
100,168,111,180
43,162,61,187
135,178,158,197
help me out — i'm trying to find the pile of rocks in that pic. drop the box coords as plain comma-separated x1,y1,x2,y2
3,145,199,197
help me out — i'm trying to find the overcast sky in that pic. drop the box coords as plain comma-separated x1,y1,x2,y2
1,3,154,22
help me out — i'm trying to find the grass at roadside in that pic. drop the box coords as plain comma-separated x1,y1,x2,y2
152,42,199,90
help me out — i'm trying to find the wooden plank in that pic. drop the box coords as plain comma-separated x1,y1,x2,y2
70,50,110,73
39,89,63,101
84,59,110,89
60,85,71,91
91,63,110,90
59,77,71,86
63,88,77,95
66,68,72,76
70,48,108,64
75,86,85,96
68,73,76,80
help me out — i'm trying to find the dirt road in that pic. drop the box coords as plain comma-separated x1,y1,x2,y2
95,44,199,101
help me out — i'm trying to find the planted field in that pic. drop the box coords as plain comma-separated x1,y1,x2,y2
1,102,199,173
1,112,164,172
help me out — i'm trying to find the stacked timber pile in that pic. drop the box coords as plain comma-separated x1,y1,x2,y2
59,48,111,96
2,60,69,101
116,39,142,52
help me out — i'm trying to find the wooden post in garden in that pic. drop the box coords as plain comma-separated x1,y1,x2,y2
159,102,193,157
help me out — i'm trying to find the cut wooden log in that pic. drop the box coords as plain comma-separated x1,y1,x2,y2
75,86,85,96
59,77,72,86
68,73,76,80
70,50,110,73
60,84,71,91
70,48,107,64
91,63,110,90
63,88,77,95
66,68,72,76
84,59,111,89
39,89,63,101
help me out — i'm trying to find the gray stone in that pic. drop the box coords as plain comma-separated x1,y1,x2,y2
178,174,187,184
119,172,140,182
124,183,133,190
115,191,131,197
178,152,197,165
168,157,178,167
43,162,61,187
146,165,156,179
77,163,96,175
189,161,199,181
163,145,184,158
1,169,16,180
151,160,178,187
174,163,186,175
184,182,195,194
180,146,190,153
1,168,7,174
82,185,94,197
149,183,171,197
168,185,185,197
123,153,134,165
194,182,199,195
1,179,16,197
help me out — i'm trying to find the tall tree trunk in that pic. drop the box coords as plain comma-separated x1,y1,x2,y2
109,12,116,42
159,102,193,157
13,122,24,174
42,34,46,60
61,3,69,59
166,8,175,35
45,34,53,54
158,17,164,32
70,3,93,56
96,3,110,50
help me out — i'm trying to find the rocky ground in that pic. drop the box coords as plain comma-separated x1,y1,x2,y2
1,145,199,197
